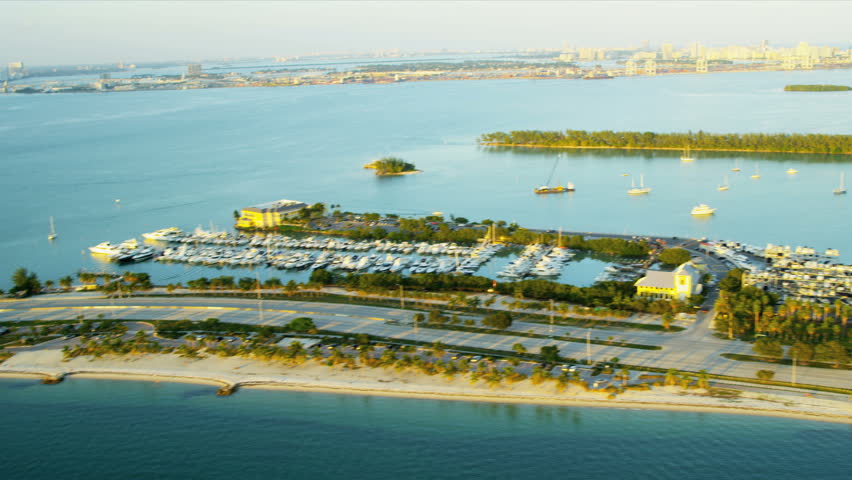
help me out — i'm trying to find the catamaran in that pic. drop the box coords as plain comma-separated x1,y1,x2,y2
834,172,847,195
48,216,57,241
718,176,729,191
680,146,694,162
627,174,651,195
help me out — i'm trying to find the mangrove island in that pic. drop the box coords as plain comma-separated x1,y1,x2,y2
364,157,421,176
479,130,852,155
784,84,851,92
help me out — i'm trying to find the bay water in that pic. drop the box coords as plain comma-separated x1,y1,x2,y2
1,378,849,479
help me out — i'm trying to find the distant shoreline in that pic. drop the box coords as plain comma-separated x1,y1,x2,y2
2,351,850,425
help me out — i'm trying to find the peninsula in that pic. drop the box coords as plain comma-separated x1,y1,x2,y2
479,130,852,155
363,157,421,176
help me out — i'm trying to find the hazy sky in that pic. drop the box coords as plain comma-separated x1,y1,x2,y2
3,1,851,66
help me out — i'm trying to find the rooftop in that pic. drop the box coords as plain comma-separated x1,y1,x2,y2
635,270,676,289
244,199,307,213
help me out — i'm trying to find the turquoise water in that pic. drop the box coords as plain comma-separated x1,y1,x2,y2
1,378,850,479
2,69,852,289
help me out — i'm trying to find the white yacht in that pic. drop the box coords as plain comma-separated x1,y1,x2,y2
786,168,798,175
627,174,651,195
680,146,694,162
718,176,729,191
691,204,716,216
89,242,121,256
142,227,184,241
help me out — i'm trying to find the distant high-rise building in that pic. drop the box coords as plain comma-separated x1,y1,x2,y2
661,43,674,60
644,59,656,75
187,64,202,76
761,40,769,52
696,58,708,73
7,61,25,79
689,42,705,58
625,60,637,76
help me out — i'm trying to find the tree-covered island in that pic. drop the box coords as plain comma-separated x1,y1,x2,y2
479,130,852,154
784,84,851,92
364,157,421,176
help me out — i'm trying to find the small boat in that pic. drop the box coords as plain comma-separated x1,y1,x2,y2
834,172,847,195
627,174,651,195
786,168,798,175
48,216,57,241
751,164,761,179
680,146,695,162
718,176,729,191
691,204,716,216
732,159,741,172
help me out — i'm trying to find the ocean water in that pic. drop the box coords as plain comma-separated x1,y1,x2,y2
1,378,850,479
2,68,852,289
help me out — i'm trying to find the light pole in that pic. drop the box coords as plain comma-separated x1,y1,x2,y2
549,299,554,336
792,351,797,387
256,272,264,324
586,329,592,366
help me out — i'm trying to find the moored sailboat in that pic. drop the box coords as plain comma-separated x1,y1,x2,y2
627,174,651,195
48,216,57,241
834,172,847,195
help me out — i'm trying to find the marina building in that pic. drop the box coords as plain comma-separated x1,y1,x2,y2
635,261,703,300
236,199,308,229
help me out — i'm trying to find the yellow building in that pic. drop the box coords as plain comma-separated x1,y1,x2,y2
635,262,703,301
236,199,307,229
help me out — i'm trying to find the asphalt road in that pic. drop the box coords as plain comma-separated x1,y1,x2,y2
2,295,848,390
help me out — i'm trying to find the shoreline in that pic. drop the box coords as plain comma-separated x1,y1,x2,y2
479,142,852,156
2,351,850,425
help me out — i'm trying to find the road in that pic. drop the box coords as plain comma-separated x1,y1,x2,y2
1,294,848,390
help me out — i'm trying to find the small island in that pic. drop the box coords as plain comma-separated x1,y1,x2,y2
363,157,421,176
784,84,851,92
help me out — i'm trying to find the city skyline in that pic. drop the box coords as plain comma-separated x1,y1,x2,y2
2,0,851,66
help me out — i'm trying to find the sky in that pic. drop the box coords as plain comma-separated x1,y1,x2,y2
2,0,851,66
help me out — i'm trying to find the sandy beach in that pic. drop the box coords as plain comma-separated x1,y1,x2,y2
1,349,850,424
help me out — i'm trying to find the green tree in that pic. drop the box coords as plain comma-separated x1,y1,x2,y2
540,345,560,364
718,269,744,293
512,343,527,355
661,312,674,331
287,317,316,332
788,342,815,364
59,276,73,291
814,341,850,367
752,337,783,360
10,268,41,297
658,248,691,266
482,311,512,330
756,370,775,381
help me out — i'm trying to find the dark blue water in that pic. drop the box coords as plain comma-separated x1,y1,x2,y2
1,378,849,479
